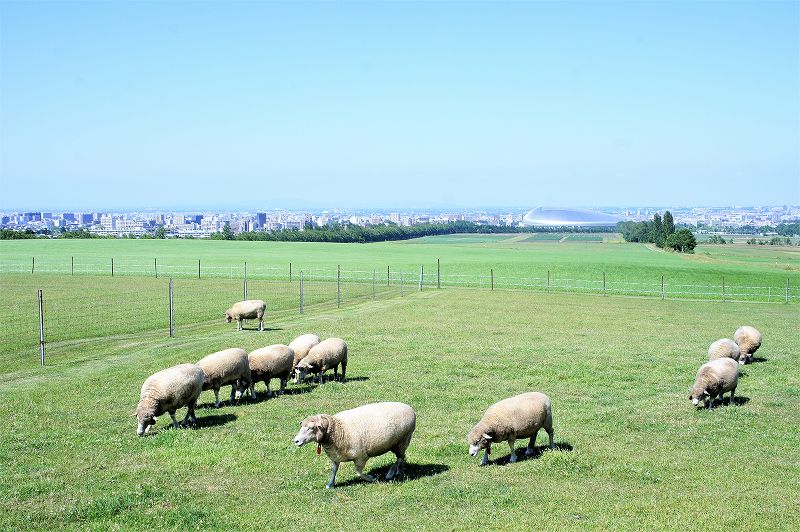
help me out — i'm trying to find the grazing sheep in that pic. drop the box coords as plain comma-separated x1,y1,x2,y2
135,364,205,436
467,392,554,466
294,338,347,384
734,326,762,364
293,402,416,489
248,344,294,398
708,339,741,362
690,358,740,409
289,333,321,382
225,300,267,331
196,348,254,408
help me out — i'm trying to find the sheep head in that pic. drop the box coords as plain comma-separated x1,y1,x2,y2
225,312,233,323
135,401,159,436
467,427,493,456
294,415,331,447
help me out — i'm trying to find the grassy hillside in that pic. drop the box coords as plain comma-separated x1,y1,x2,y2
1,289,798,530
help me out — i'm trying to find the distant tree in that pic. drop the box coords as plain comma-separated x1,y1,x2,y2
154,225,167,239
650,214,664,247
663,211,675,238
665,229,696,253
221,222,235,240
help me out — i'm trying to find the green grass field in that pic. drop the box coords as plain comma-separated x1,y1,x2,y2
0,288,798,530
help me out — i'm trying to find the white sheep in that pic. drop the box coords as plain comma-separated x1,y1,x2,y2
135,364,205,436
289,333,321,382
294,337,347,384
467,392,554,466
225,300,267,331
293,402,416,489
690,357,740,409
734,325,762,364
248,344,294,398
707,338,741,362
196,348,254,408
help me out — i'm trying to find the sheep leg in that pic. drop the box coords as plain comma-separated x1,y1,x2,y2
526,429,540,456
181,400,197,427
333,365,339,381
237,319,243,331
705,395,714,410
169,411,179,429
230,385,236,403
279,378,287,395
259,318,264,332
387,446,407,480
546,427,554,450
340,358,347,382
325,461,339,489
730,387,736,405
507,438,517,463
481,447,490,466
354,458,376,482
213,388,221,408
265,380,272,398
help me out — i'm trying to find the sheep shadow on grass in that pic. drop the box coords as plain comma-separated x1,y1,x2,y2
498,441,573,465
237,326,283,332
194,413,237,429
336,463,450,488
750,356,768,363
247,384,316,403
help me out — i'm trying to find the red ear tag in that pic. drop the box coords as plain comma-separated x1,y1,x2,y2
317,444,321,455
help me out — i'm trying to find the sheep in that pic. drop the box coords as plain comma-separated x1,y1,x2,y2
294,338,347,384
248,344,294,398
225,300,267,331
707,338,741,363
289,333,321,382
467,392,554,466
690,357,740,409
196,348,254,408
135,364,205,436
734,325,762,364
293,402,416,489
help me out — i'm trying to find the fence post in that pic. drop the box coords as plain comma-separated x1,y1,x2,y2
198,259,201,279
169,276,174,338
300,271,304,313
419,265,423,291
289,262,292,283
38,289,45,366
437,258,441,289
155,258,158,278
337,265,341,308
32,257,35,274
547,270,550,291
722,276,726,303
661,275,664,300
768,286,771,303
372,270,376,300
111,258,114,277
387,265,390,287
603,272,606,295
243,262,248,300
787,278,790,304
71,256,74,276
491,269,494,291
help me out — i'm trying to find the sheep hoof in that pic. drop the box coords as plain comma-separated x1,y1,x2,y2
361,474,377,482
509,454,518,463
325,483,334,489
525,448,535,457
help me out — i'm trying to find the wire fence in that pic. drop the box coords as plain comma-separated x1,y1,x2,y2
0,257,796,367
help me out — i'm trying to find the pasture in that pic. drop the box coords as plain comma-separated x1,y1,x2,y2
0,238,799,529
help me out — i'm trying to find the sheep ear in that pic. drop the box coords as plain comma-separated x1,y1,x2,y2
702,389,709,397
482,432,493,440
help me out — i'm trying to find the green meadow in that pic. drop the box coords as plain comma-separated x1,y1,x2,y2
0,238,799,530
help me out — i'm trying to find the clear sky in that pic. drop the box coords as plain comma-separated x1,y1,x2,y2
1,1,798,211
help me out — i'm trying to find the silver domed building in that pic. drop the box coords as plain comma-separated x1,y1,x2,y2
522,207,621,228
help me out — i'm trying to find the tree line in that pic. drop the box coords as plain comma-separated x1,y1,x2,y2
617,211,697,253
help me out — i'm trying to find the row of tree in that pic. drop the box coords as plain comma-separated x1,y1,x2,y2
617,211,697,253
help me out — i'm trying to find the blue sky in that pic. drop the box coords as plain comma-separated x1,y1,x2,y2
1,1,797,210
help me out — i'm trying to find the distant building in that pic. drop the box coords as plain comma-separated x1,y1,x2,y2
522,207,621,228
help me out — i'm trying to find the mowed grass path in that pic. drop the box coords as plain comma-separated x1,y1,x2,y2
1,238,798,290
1,289,798,529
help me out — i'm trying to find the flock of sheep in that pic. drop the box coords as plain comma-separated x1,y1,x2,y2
135,298,764,489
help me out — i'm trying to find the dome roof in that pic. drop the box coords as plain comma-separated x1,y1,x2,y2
522,207,621,227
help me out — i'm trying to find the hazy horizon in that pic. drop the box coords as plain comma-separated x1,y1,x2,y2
1,2,798,209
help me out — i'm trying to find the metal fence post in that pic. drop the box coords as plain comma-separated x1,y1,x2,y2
547,270,550,291
289,262,292,283
71,256,74,276
491,268,494,291
198,259,201,279
661,275,664,300
337,265,341,308
243,262,248,300
38,289,45,366
169,276,174,338
155,258,158,278
32,257,35,274
300,271,304,313
372,270,376,300
787,278,790,304
437,258,441,289
603,272,606,295
111,258,114,277
419,265,423,291
387,265,390,287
